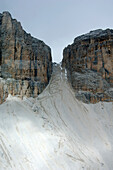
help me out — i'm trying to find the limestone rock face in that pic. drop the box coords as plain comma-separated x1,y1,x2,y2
62,29,113,103
0,11,52,104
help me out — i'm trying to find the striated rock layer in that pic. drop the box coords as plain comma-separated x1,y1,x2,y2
0,11,52,104
62,29,113,103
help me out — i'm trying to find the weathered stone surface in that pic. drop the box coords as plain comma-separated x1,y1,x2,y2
62,29,113,103
0,11,52,104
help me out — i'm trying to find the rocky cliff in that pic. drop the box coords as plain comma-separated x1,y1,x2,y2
62,29,113,103
0,11,52,104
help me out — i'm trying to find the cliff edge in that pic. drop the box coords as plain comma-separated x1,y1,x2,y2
0,11,52,104
62,29,113,103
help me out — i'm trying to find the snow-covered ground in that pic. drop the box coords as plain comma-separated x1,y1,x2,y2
0,65,113,170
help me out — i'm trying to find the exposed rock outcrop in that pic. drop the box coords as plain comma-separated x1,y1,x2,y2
62,29,113,103
0,11,52,104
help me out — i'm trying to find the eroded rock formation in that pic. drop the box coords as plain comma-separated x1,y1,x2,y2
62,29,113,103
0,11,52,104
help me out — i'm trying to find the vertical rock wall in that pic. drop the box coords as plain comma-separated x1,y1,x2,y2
0,12,52,104
62,29,113,103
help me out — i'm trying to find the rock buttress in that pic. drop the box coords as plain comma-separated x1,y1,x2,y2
0,11,52,104
62,29,113,103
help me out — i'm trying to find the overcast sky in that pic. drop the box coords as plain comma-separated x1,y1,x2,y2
1,0,113,62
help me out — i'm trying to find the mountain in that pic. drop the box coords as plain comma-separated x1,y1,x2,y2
0,11,113,170
0,11,52,104
62,29,113,103
0,64,113,169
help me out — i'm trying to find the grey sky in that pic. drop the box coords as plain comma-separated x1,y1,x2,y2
1,0,113,62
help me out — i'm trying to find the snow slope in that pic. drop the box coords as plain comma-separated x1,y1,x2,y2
0,65,113,170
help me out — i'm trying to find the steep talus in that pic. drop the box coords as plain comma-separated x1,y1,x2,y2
62,29,113,103
0,65,113,169
0,11,52,104
0,13,113,169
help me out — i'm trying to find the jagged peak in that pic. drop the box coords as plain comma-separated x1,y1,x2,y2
2,11,12,18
